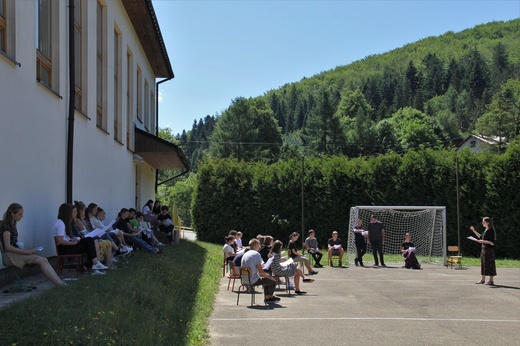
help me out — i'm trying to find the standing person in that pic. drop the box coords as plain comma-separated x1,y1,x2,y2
470,217,497,285
368,215,386,267
304,230,323,268
353,219,367,267
1,203,66,286
241,238,279,302
327,231,344,267
401,233,421,269
288,232,318,274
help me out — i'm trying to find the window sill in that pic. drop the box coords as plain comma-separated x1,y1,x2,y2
0,51,21,67
36,80,63,99
96,125,110,135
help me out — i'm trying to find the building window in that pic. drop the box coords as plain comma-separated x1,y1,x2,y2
126,50,134,150
144,80,149,130
36,0,52,88
150,91,156,134
114,28,122,142
73,0,87,113
470,140,476,148
96,1,106,130
136,66,142,122
0,0,6,53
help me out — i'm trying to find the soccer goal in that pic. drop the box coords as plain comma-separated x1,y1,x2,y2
347,206,447,265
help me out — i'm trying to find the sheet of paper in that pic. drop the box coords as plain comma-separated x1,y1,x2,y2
280,258,293,267
85,228,105,238
263,257,273,270
467,236,479,242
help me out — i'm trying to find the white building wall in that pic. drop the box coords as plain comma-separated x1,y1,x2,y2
0,0,161,257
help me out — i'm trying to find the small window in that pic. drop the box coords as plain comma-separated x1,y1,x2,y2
470,140,476,148
0,0,6,53
36,0,52,88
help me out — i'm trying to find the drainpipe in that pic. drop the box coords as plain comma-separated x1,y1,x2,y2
66,0,76,204
154,77,173,193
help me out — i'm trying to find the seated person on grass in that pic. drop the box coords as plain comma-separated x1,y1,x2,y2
157,206,174,243
401,233,421,269
136,212,163,246
328,231,344,267
1,203,65,286
288,232,318,275
115,208,162,254
241,238,279,302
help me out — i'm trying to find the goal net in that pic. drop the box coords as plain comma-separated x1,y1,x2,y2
346,206,446,265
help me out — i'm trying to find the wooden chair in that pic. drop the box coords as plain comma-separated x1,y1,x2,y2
227,261,241,291
446,246,462,269
236,267,260,307
0,242,37,293
54,237,84,277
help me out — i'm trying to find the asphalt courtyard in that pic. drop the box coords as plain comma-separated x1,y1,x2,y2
210,262,520,346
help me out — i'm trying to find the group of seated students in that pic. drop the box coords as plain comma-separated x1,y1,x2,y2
0,200,168,287
223,230,318,303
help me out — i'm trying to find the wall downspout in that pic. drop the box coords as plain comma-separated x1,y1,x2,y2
154,77,173,193
66,0,76,204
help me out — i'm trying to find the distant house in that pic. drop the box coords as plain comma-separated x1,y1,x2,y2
457,134,508,153
0,0,188,257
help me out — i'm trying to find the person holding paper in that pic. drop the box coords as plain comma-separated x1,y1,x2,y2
55,203,109,274
470,217,497,285
288,232,318,274
241,238,279,302
401,233,421,269
328,231,344,267
115,208,162,254
269,240,314,295
305,230,323,268
1,203,65,286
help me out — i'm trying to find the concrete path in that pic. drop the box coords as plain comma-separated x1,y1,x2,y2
210,263,520,346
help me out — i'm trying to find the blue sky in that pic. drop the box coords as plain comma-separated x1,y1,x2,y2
152,0,520,136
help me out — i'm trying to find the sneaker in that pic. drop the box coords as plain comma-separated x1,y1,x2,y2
313,264,321,268
125,246,133,252
156,242,165,246
354,258,359,267
264,297,280,302
91,269,106,275
92,262,108,270
373,264,379,268
381,264,387,268
295,290,307,295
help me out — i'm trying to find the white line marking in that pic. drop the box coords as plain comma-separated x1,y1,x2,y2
213,317,520,323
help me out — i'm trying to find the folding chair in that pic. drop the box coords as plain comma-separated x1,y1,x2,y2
0,243,37,293
446,246,462,269
236,267,260,307
227,261,241,291
327,250,341,267
54,237,84,277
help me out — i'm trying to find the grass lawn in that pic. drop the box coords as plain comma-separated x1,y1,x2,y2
0,240,517,345
0,240,222,346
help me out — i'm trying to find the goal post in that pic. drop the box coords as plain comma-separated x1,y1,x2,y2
347,206,447,265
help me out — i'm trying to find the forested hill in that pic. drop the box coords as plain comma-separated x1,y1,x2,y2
176,19,520,170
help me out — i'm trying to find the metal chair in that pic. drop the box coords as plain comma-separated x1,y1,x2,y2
236,267,260,307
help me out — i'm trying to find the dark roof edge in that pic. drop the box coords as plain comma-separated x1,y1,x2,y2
144,0,174,78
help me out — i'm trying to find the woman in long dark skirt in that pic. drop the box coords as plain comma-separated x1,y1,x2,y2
470,217,497,285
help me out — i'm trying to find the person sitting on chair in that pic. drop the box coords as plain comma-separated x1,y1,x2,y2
241,238,279,302
288,232,318,275
269,240,314,295
223,235,236,263
1,203,65,286
305,229,323,268
328,231,344,267
401,233,421,269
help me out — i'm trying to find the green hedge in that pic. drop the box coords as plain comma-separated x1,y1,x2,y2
192,142,520,259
